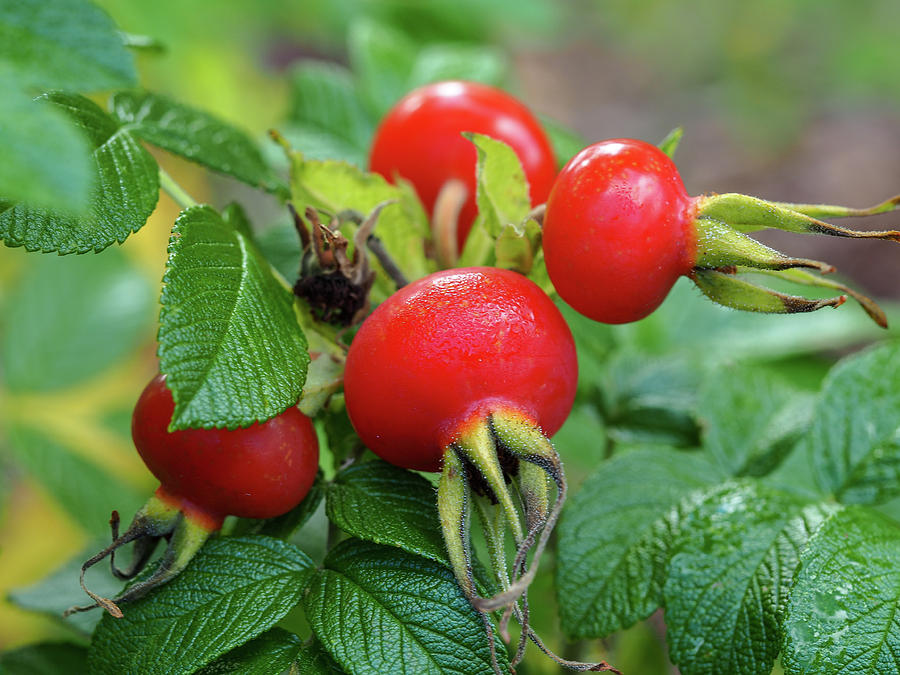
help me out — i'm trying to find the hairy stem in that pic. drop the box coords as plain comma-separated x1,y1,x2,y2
158,167,198,210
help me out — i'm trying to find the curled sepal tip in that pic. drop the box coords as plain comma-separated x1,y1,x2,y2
63,489,216,619
697,193,900,241
436,409,605,673
746,267,888,328
690,268,847,316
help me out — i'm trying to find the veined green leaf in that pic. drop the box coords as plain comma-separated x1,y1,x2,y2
467,133,531,239
285,61,373,167
0,92,158,254
304,539,506,674
664,482,832,675
782,506,900,675
158,205,309,430
326,460,446,565
88,536,314,675
806,341,900,504
556,446,722,638
195,628,302,675
698,365,814,477
0,0,136,91
110,90,282,193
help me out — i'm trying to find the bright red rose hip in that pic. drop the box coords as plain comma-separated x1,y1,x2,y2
369,81,557,252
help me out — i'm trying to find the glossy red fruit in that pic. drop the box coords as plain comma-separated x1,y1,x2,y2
132,374,319,522
369,81,557,250
343,267,577,472
542,138,699,324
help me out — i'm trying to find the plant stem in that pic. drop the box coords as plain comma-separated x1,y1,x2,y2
159,167,198,210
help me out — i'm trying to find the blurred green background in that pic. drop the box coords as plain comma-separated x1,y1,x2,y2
0,0,897,671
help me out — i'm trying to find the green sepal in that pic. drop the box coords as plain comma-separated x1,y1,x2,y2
437,448,475,600
768,193,899,220
697,192,900,240
691,269,846,315
65,491,215,619
453,422,523,542
744,267,887,328
658,127,683,159
694,217,833,273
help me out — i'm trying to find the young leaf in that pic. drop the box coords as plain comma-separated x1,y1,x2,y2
806,341,900,504
88,536,314,675
0,92,159,254
303,538,507,674
3,423,144,539
0,0,136,91
285,61,374,167
407,44,508,89
326,460,446,565
157,205,309,430
194,628,302,675
698,365,814,477
0,248,153,393
664,482,832,675
348,19,416,115
781,506,900,675
110,91,282,193
288,156,431,293
0,642,88,675
0,71,92,214
556,446,723,639
466,133,531,239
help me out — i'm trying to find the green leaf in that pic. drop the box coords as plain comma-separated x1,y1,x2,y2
598,350,702,447
195,628,302,675
9,550,124,636
326,460,446,565
807,342,900,504
0,642,88,675
2,423,144,538
110,90,281,192
466,133,531,239
782,506,900,675
407,44,508,89
664,482,832,675
88,536,314,675
0,247,153,392
285,61,374,167
0,0,136,91
256,219,302,282
698,365,814,477
0,92,159,254
304,538,506,674
0,70,92,214
288,157,431,297
157,205,309,430
556,446,722,638
295,639,345,675
348,19,416,115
